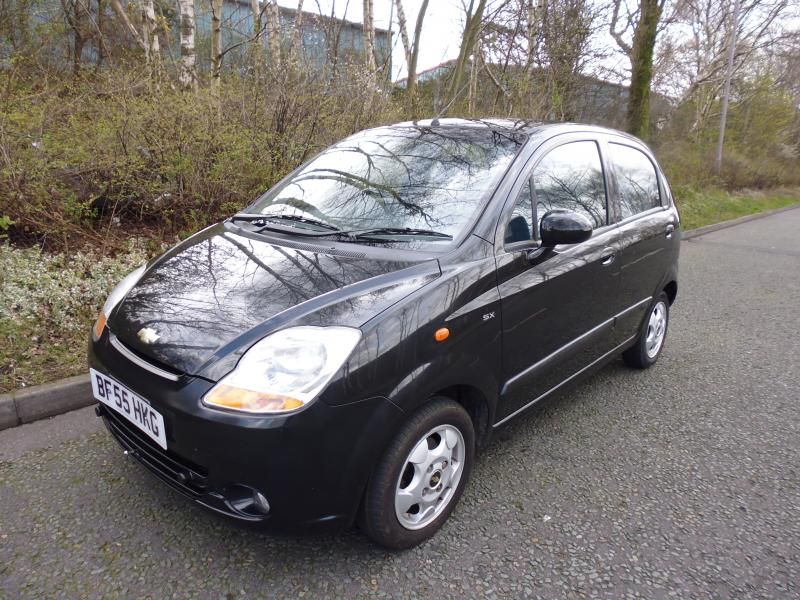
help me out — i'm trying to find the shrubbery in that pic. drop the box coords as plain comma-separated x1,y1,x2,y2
0,241,152,390
1,66,403,252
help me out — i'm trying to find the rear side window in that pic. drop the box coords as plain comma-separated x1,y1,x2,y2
532,141,607,232
609,143,661,219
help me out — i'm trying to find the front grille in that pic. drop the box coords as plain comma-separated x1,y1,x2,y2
102,407,209,497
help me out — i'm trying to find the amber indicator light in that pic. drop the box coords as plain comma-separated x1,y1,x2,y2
435,327,450,342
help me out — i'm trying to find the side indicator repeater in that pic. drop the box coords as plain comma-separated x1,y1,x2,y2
435,328,450,342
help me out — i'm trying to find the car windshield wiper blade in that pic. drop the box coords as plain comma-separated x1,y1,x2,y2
346,227,453,240
231,213,341,232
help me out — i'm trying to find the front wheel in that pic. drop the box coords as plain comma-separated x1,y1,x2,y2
623,291,670,369
360,397,475,549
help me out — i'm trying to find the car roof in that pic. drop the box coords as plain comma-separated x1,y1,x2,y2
389,118,644,145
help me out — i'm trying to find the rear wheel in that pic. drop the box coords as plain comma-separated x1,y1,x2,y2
623,291,670,369
360,397,474,549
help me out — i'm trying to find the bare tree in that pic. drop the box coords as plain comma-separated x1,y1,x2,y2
292,0,306,59
539,0,597,120
141,0,159,65
109,0,146,51
656,0,793,136
211,0,222,83
266,0,282,64
394,0,430,102
447,0,489,108
363,0,377,75
177,0,197,90
409,0,430,97
610,0,667,138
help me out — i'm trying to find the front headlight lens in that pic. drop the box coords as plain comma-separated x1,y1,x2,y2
203,326,362,414
92,265,147,341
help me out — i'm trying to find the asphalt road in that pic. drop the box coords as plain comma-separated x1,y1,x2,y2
2,209,799,599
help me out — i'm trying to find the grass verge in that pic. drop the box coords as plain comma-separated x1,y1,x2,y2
674,187,800,231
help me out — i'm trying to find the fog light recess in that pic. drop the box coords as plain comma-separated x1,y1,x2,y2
226,484,271,517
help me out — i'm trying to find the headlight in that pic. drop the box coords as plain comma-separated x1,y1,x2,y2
92,265,147,341
203,326,362,414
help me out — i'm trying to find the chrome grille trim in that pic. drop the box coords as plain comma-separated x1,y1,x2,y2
109,333,181,381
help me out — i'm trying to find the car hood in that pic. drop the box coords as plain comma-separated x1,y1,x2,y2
108,224,440,378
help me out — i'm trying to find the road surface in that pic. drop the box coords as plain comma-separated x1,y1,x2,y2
2,208,799,598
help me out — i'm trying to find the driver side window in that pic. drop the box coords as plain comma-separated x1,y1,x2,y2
533,141,607,231
504,140,607,245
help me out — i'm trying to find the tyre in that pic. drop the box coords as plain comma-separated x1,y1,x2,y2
623,291,670,369
360,397,475,549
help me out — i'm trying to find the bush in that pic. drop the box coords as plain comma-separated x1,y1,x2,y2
0,241,152,391
0,66,403,252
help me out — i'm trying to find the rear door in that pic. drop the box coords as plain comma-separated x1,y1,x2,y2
494,136,621,424
603,137,678,344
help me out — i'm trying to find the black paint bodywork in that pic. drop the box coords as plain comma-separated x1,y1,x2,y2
89,120,680,532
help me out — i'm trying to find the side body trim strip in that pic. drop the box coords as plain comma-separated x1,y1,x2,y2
493,334,638,428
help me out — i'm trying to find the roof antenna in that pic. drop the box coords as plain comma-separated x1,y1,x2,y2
431,118,440,127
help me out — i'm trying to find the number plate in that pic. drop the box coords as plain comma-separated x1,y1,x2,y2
90,368,167,450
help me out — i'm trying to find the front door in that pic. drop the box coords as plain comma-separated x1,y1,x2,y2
495,138,620,424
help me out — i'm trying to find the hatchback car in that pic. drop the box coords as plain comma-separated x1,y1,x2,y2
89,119,679,549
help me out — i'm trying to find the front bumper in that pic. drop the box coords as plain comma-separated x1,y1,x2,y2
89,331,405,533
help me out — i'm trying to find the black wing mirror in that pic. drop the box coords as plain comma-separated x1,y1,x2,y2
540,209,593,247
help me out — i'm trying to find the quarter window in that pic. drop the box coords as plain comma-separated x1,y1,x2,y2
609,143,661,218
504,179,534,244
532,141,607,233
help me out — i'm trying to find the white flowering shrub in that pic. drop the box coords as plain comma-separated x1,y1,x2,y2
0,244,152,391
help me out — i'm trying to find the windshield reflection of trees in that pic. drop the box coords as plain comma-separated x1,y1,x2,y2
250,123,527,236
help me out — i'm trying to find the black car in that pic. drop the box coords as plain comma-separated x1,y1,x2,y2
89,119,679,549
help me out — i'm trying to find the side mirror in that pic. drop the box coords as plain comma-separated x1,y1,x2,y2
540,209,593,247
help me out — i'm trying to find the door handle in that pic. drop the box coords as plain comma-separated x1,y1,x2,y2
601,249,616,266
665,224,675,239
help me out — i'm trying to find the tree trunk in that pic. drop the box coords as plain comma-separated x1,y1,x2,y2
406,0,429,96
292,0,304,59
266,0,281,65
626,0,662,138
141,0,159,63
446,0,487,108
177,0,197,91
526,0,541,73
109,0,146,52
251,0,262,46
394,0,412,74
211,0,222,82
362,0,377,75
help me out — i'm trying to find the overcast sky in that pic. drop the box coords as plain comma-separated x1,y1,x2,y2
276,0,469,81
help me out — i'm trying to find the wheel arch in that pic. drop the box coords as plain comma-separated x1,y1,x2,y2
664,280,678,305
432,384,492,451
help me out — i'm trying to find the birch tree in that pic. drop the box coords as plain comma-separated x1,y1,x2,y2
141,0,159,65
363,0,377,75
266,0,282,64
251,0,263,52
177,0,197,90
394,0,430,99
211,0,222,83
292,0,305,59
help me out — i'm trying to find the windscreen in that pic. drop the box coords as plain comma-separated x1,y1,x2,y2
243,124,527,241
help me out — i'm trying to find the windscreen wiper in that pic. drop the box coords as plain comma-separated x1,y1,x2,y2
344,227,453,240
231,213,341,232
